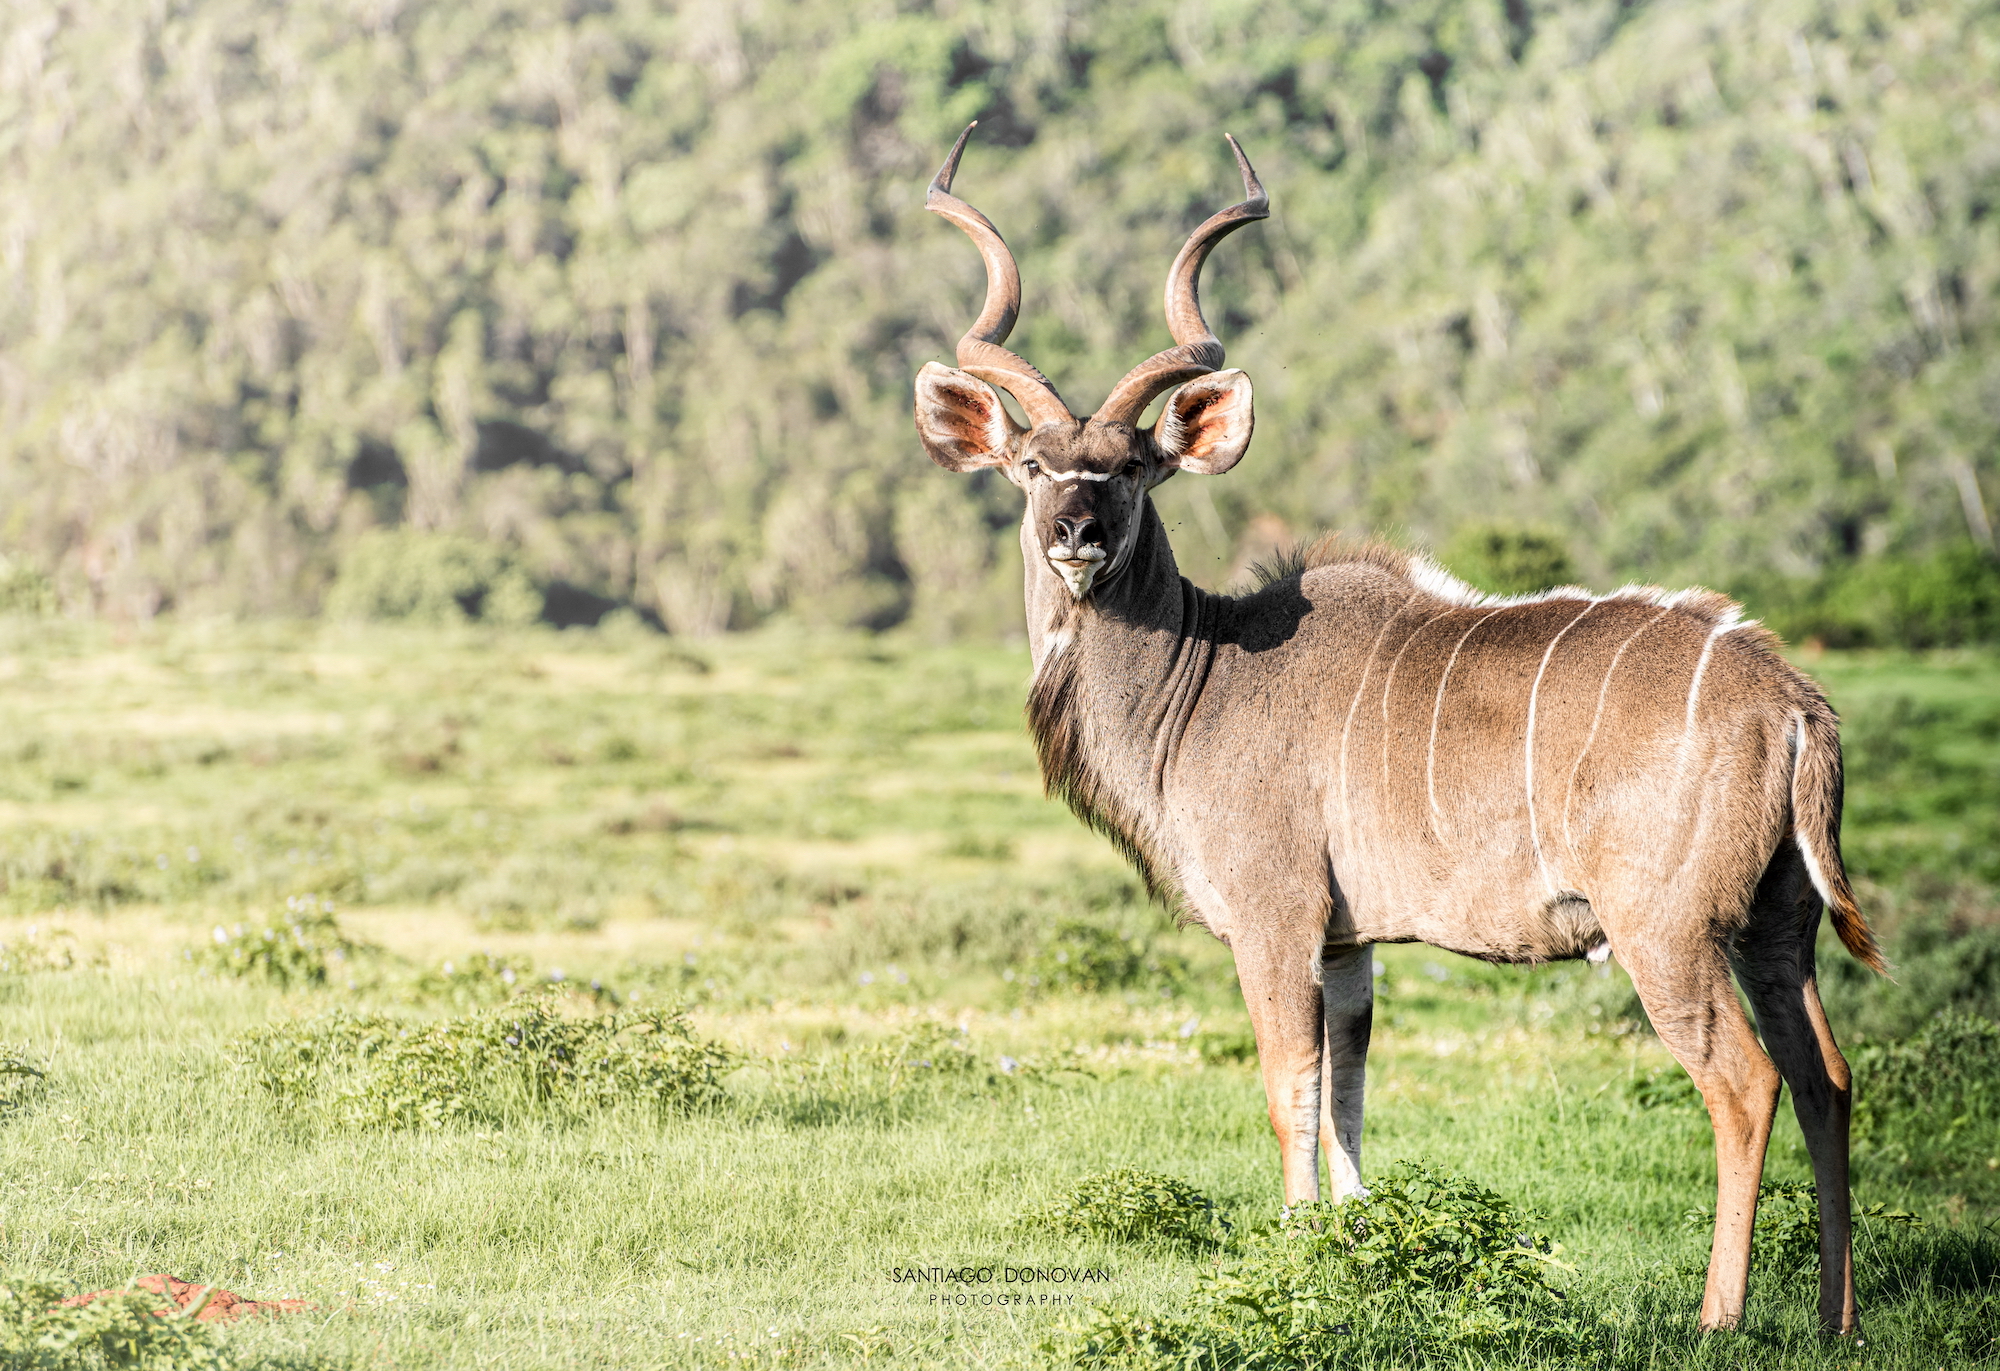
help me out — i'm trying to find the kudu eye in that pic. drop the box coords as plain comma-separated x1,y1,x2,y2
1122,459,1144,478
1021,458,1041,476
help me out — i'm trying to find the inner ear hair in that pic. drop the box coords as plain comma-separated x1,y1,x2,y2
1155,369,1254,476
913,361,1022,471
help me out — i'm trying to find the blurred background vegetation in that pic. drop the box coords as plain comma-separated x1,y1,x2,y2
1,0,1997,645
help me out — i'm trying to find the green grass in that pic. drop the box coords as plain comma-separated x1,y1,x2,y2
0,621,1994,1368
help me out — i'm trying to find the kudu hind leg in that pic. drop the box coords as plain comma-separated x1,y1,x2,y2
1734,863,1860,1335
1319,944,1373,1200
1616,933,1782,1331
1234,927,1327,1207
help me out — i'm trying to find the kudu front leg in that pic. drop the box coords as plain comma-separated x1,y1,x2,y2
1234,929,1326,1207
1320,944,1373,1200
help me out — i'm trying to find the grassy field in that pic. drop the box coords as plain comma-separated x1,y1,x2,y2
0,619,1994,1369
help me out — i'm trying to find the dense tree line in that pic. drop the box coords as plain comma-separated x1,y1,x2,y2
1,0,1995,639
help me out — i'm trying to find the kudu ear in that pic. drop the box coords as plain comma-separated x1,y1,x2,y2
913,361,1023,472
1154,370,1254,476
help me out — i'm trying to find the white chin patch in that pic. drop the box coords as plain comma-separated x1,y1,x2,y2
1047,546,1107,599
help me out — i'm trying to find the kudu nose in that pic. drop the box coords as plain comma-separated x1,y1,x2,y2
1052,515,1104,553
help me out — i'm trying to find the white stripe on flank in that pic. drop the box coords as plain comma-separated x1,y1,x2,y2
1380,606,1449,794
1681,614,1758,736
1338,593,1422,861
1790,710,1841,912
1425,607,1502,833
1561,606,1670,863
1524,600,1598,895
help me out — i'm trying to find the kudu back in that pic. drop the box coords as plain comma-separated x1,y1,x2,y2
911,124,1883,1337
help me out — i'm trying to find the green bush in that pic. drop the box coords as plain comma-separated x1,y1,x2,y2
1852,1011,2000,1173
1843,544,2000,648
1682,1182,1922,1280
1441,526,1578,598
1768,544,2000,648
1008,920,1189,1000
0,1274,224,1371
410,951,536,1008
1020,1169,1228,1250
193,899,361,988
325,530,542,626
1822,917,2000,1042
1059,1162,1587,1369
0,557,56,619
229,998,732,1129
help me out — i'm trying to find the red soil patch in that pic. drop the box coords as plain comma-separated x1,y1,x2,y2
61,1274,315,1323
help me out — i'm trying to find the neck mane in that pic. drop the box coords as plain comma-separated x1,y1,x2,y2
1022,497,1215,904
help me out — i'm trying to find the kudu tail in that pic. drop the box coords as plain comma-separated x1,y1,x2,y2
1791,702,1887,974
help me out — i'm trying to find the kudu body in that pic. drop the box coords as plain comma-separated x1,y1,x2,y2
911,125,1884,1336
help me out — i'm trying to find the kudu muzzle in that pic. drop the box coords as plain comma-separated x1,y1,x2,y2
1047,513,1108,598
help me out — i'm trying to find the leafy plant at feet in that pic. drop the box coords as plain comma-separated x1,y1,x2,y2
1058,1162,1588,1368
1682,1182,1923,1280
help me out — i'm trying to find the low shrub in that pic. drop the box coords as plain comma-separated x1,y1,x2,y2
1007,920,1189,1001
229,997,731,1129
1682,1182,1922,1279
193,898,361,988
1058,1162,1588,1369
325,529,542,626
0,556,57,618
0,1274,224,1370
1852,1010,2000,1172
1822,917,2000,1041
409,951,536,1008
1761,542,2000,648
1442,525,1577,597
1020,1169,1228,1249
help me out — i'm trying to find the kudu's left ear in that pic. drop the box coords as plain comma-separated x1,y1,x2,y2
1154,370,1254,476
913,361,1023,471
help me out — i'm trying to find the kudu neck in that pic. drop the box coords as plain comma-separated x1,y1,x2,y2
1023,498,1194,676
1021,496,1215,899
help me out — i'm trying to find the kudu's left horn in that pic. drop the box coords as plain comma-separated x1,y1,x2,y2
1092,135,1268,429
925,123,1074,430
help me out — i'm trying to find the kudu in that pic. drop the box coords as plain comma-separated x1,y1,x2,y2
911,124,1884,1335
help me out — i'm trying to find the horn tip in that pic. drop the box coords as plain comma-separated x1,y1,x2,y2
930,122,980,197
1223,133,1269,216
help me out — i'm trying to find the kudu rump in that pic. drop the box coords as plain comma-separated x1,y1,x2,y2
911,125,1885,1334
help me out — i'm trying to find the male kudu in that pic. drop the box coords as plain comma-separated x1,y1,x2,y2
910,125,1884,1335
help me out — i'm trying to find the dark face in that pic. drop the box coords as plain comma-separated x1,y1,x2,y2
911,362,1256,603
1007,421,1159,599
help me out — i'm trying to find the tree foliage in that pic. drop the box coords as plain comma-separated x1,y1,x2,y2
1,0,1996,635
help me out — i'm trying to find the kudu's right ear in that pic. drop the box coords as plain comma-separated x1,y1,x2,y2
1155,369,1254,475
914,361,1023,471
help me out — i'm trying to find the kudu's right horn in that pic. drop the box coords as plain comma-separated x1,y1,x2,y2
925,123,1074,430
1092,135,1268,429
